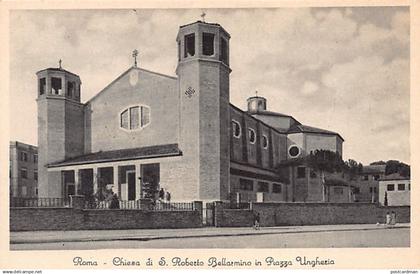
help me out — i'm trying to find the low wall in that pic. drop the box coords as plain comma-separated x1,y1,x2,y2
214,208,254,227
251,202,410,226
10,208,202,231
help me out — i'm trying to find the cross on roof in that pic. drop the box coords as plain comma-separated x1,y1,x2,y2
59,59,62,69
255,90,258,97
201,11,206,22
132,49,139,67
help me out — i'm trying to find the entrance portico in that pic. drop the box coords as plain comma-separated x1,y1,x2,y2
47,144,181,201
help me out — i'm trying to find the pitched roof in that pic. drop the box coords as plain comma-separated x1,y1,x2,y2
288,124,344,141
361,165,386,174
379,173,410,181
85,66,177,104
48,144,182,168
36,67,80,78
247,109,297,120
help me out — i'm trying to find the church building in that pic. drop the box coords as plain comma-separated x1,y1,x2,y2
37,20,344,203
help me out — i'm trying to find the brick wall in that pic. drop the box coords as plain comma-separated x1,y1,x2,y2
214,208,254,227
10,208,202,231
251,202,410,226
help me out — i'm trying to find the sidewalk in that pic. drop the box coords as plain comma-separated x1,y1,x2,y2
10,223,409,244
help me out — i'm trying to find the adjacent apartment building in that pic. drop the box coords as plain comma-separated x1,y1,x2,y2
9,141,38,198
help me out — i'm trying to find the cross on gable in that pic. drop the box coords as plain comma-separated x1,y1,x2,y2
201,11,206,22
132,49,139,67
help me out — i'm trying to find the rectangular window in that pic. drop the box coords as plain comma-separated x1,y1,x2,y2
33,154,38,163
387,184,395,191
353,187,360,194
39,78,46,95
34,170,38,181
333,187,343,195
129,106,140,129
398,184,405,191
202,32,215,56
297,167,306,178
120,109,129,129
51,77,62,95
67,81,74,97
220,37,228,64
21,186,27,197
239,178,253,191
257,182,269,192
373,174,380,180
184,34,195,57
272,183,282,193
20,168,28,179
141,106,150,127
178,41,181,61
369,187,373,193
20,152,28,162
363,175,369,181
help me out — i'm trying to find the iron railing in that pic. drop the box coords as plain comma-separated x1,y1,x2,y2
10,197,71,208
84,199,194,211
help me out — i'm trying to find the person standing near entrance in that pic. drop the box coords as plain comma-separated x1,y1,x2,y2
253,212,260,230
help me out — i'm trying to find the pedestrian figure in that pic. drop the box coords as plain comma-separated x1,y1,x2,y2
386,211,391,225
109,193,120,209
165,191,171,202
253,212,260,230
158,187,165,201
390,211,397,225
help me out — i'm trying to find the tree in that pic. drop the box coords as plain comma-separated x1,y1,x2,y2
306,150,346,202
370,160,410,178
345,159,363,180
384,191,388,206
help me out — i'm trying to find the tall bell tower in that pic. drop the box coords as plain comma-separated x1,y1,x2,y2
176,20,231,201
36,64,85,198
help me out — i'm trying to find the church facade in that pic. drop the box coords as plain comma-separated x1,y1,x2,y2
37,20,344,203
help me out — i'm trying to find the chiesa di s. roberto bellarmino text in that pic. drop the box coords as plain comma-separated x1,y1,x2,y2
36,19,344,203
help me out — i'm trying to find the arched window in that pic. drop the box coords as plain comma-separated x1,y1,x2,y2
120,105,151,131
232,120,241,138
262,135,268,149
248,128,256,144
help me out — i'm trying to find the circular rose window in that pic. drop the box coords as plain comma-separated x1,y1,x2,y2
288,145,300,157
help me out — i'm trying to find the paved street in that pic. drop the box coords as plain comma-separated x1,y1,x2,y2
10,224,409,250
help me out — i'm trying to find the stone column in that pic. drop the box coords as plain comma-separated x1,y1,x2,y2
93,167,98,194
113,165,119,196
74,168,80,195
135,164,141,200
213,201,223,227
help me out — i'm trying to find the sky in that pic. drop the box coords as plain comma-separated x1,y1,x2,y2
9,7,410,165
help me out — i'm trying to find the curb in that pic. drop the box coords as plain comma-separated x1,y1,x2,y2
10,225,410,245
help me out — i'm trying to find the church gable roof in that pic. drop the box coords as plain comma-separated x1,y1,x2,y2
288,124,344,141
85,66,177,105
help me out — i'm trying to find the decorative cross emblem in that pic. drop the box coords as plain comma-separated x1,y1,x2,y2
59,59,62,69
201,11,206,22
132,49,139,67
255,90,258,97
185,87,196,98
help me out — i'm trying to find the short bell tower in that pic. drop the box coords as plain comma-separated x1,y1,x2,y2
36,63,85,198
176,20,231,201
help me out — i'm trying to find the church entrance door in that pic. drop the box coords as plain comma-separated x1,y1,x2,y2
127,170,136,201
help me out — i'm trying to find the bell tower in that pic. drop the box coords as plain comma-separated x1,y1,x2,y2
176,20,231,201
36,64,85,198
